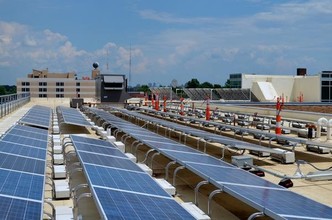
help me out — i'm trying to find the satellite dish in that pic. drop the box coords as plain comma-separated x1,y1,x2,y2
93,62,99,69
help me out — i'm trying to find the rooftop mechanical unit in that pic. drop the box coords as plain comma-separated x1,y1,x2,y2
306,144,330,154
270,148,295,164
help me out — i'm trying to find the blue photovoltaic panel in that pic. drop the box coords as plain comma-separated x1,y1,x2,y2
0,169,44,200
0,153,45,175
78,151,142,172
85,164,169,197
0,141,46,159
87,107,332,220
225,184,332,219
143,140,198,153
2,134,48,149
74,142,126,158
162,149,230,166
0,196,42,220
58,106,91,127
19,105,51,129
8,128,48,141
186,162,282,189
70,135,116,148
12,124,49,136
94,187,195,220
72,135,194,219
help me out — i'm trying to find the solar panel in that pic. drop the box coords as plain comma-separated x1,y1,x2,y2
2,134,48,149
93,187,195,220
86,107,332,220
0,153,45,174
57,106,91,127
9,127,49,140
116,108,283,154
0,141,46,159
78,151,143,172
0,196,42,220
85,164,170,197
19,105,51,129
70,135,195,219
70,135,116,148
0,123,49,220
0,169,44,200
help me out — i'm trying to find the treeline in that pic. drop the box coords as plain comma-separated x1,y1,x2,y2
0,85,16,95
134,78,231,93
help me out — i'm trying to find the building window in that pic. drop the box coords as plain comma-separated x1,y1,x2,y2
76,88,80,92
76,82,80,87
39,82,47,86
39,88,47,92
39,94,47,98
56,88,64,92
56,82,64,86
21,88,30,92
56,94,64,98
21,82,30,86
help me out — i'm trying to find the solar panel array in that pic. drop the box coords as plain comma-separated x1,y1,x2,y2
86,107,332,220
0,124,49,220
70,135,195,220
114,107,283,154
19,105,52,129
57,106,92,127
137,107,309,146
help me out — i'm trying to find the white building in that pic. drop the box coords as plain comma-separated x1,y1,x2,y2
229,70,332,102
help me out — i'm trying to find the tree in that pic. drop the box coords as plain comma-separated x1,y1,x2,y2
185,78,200,88
138,85,150,93
200,81,213,88
213,84,222,88
223,79,231,88
0,86,5,95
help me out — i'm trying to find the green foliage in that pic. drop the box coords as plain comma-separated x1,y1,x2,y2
185,78,200,88
199,81,213,88
0,85,16,95
138,85,150,93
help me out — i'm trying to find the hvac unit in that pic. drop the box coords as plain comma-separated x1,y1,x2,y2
106,135,116,143
270,148,295,164
53,125,60,134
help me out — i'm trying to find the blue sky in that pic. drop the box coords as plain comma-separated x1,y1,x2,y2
0,0,331,86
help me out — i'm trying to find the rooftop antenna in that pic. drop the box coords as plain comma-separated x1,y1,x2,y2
106,47,109,71
129,44,132,87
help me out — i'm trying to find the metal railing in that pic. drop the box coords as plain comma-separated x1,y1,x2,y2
0,93,30,118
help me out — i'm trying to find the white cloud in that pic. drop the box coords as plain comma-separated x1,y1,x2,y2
139,10,215,25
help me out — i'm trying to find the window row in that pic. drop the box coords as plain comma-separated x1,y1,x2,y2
21,82,82,86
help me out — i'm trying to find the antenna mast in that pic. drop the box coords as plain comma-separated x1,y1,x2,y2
106,48,109,71
129,44,132,87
